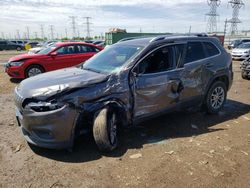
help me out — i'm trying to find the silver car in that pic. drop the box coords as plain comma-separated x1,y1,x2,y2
231,42,250,60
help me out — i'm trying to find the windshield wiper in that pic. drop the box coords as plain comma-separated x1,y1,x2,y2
82,67,102,74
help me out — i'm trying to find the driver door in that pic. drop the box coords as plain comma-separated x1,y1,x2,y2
132,44,185,119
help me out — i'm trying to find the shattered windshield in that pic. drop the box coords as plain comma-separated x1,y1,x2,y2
81,44,142,74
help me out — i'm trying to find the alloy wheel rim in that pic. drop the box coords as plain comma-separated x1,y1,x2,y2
28,68,42,77
210,86,225,109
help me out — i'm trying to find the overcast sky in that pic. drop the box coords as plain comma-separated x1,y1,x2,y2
0,0,249,39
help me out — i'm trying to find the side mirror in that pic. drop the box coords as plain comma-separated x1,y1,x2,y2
50,52,57,57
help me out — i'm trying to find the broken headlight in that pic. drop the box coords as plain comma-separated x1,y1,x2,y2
27,100,65,112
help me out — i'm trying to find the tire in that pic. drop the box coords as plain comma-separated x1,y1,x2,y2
204,81,227,114
16,47,22,51
25,65,44,78
93,107,118,152
242,71,248,80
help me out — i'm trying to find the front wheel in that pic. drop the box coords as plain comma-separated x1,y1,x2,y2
25,65,44,78
16,47,22,51
93,108,118,152
204,81,227,114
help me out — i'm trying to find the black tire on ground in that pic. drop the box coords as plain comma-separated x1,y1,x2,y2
204,81,227,114
93,107,118,152
25,65,44,78
242,71,248,80
16,47,22,51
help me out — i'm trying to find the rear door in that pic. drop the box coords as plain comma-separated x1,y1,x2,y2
177,41,208,106
76,44,100,64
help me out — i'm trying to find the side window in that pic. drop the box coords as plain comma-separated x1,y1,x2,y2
0,41,7,45
203,42,220,57
56,45,75,55
138,46,174,74
184,42,206,64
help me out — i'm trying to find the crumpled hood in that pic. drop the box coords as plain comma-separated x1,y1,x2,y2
17,67,108,98
9,53,44,62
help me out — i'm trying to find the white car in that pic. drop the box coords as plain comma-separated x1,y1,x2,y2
231,42,250,60
28,41,57,54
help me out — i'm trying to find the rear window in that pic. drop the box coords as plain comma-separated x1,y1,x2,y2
203,42,220,57
184,42,206,64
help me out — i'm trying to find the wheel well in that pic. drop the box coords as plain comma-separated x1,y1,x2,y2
212,75,229,91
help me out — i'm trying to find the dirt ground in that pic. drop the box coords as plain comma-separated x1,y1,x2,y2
0,51,250,188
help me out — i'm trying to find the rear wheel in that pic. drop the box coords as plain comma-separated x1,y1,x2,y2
204,81,227,114
25,65,44,78
16,47,22,51
93,108,118,152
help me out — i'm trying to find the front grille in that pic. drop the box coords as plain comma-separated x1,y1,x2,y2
14,88,24,109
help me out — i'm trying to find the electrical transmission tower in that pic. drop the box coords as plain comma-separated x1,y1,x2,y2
40,24,45,39
228,0,244,35
83,17,92,39
206,0,221,33
26,26,30,39
49,25,54,39
69,16,77,39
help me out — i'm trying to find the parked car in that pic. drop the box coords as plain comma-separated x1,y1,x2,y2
11,40,28,47
240,57,250,79
28,41,57,54
5,42,103,78
228,39,250,50
0,40,25,51
14,35,233,151
231,42,250,60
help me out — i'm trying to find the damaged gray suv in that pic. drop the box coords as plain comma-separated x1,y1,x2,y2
14,35,233,151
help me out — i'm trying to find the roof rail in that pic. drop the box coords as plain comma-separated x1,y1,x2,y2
117,36,153,43
149,33,208,43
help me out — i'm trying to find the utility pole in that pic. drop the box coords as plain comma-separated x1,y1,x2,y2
228,0,245,35
65,28,68,39
34,32,38,39
40,24,45,39
49,25,54,39
83,17,92,39
1,32,5,39
224,19,229,36
16,30,20,39
69,16,77,39
188,26,192,34
26,26,30,40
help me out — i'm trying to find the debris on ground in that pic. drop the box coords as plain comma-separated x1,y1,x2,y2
14,144,22,153
165,151,174,155
241,150,249,156
129,153,142,159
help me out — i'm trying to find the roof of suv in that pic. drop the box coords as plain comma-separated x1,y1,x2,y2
118,35,218,47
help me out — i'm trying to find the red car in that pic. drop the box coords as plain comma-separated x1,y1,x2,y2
5,42,103,78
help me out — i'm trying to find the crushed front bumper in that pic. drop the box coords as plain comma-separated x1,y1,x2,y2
16,105,78,149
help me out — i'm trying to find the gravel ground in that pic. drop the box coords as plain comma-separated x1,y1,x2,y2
0,51,250,188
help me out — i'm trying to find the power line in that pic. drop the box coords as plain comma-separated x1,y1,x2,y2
83,17,92,39
206,0,221,33
69,16,77,38
228,0,245,35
